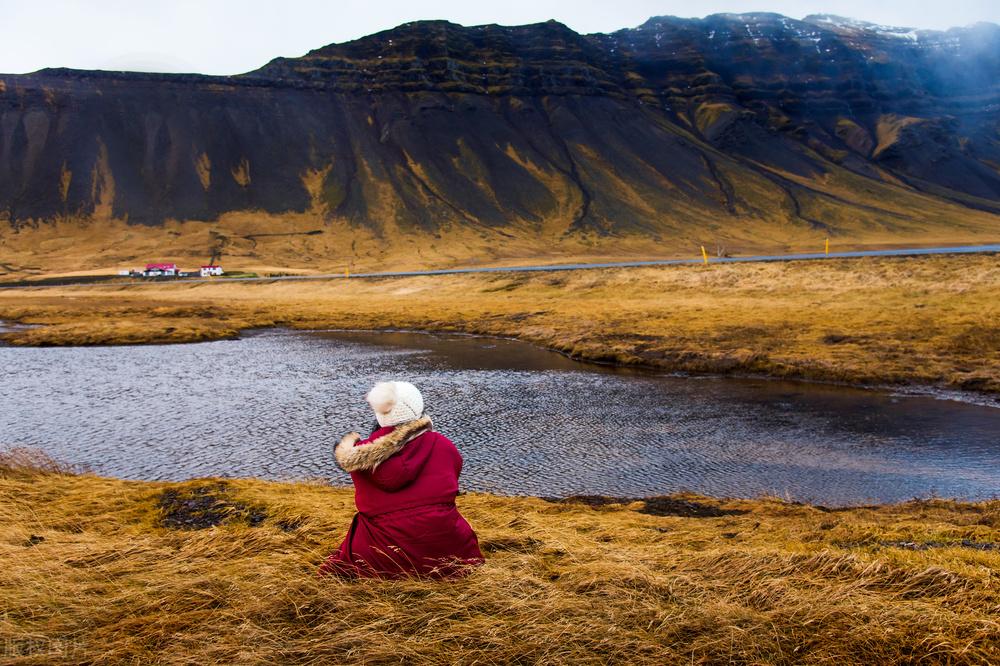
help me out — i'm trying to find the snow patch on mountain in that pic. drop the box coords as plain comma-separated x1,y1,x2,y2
805,14,924,41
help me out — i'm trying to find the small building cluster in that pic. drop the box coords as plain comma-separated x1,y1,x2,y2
118,262,224,278
144,263,178,277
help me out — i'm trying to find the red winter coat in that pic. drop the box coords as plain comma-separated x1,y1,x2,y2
319,416,484,579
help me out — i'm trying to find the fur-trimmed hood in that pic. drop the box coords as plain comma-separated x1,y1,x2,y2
335,416,433,473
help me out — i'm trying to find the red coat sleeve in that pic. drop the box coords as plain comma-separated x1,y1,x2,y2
365,435,436,492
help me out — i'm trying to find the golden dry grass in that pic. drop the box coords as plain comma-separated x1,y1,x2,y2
1,254,999,392
1,450,998,664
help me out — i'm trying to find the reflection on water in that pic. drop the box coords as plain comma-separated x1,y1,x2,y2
1,329,998,505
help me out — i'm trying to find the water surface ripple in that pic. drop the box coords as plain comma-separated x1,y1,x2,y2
2,330,998,505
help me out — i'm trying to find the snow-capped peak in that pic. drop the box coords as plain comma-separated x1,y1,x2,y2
804,14,923,41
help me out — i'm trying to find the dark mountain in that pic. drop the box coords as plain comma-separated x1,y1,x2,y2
1,13,999,271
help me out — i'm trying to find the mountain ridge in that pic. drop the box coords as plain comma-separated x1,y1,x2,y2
1,13,998,274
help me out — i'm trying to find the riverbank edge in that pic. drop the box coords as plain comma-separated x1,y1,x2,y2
3,445,999,512
3,317,999,402
3,447,999,539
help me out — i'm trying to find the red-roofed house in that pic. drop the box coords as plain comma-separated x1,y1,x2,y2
144,263,178,276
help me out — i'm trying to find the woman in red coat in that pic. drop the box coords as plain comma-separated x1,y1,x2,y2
319,381,484,579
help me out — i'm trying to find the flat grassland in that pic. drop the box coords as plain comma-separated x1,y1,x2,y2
1,452,997,664
1,254,998,392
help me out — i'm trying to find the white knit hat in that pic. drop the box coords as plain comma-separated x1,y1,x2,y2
366,381,425,428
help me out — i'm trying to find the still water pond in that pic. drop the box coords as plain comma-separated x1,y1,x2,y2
2,329,998,505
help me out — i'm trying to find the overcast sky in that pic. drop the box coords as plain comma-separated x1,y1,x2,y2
2,0,998,75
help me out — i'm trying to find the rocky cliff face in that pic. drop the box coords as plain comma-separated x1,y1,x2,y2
1,13,998,269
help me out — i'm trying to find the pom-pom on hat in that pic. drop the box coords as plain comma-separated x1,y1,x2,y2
366,381,425,427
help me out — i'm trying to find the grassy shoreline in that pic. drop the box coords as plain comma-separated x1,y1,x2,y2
2,450,998,664
1,254,999,394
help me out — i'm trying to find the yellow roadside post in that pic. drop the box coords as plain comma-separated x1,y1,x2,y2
701,246,709,265
825,238,830,256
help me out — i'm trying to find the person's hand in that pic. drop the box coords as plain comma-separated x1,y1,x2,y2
335,432,361,459
334,432,362,470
